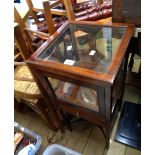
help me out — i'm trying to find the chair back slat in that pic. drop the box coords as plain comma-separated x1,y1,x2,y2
26,0,40,23
14,24,32,60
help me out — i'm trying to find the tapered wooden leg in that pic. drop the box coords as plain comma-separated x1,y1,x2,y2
100,125,110,150
119,52,130,111
58,110,72,132
36,102,58,131
105,129,110,149
27,66,64,130
14,97,23,112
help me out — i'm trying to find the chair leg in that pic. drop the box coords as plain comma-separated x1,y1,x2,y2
36,102,58,131
100,125,110,150
59,110,72,132
14,97,23,112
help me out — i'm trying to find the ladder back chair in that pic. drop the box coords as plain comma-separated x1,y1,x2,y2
14,23,62,131
14,6,51,51
42,0,75,35
26,0,67,23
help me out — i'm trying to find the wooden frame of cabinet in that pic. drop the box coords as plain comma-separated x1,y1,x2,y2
27,21,134,149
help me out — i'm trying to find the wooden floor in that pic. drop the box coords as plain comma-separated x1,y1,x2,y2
14,85,141,155
15,57,141,155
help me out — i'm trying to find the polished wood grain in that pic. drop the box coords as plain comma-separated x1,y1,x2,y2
27,21,134,149
28,21,134,86
43,1,56,35
107,24,134,78
14,24,32,60
63,0,75,21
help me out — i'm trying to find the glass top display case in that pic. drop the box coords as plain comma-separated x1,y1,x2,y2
27,21,134,149
37,23,126,74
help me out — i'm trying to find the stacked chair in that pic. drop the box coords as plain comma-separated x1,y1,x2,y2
14,6,50,52
14,23,63,131
25,0,68,34
25,0,112,35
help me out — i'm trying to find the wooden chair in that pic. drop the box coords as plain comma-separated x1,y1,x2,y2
42,0,75,35
63,0,112,23
27,0,111,36
26,0,67,24
14,6,50,52
25,0,72,36
14,23,62,131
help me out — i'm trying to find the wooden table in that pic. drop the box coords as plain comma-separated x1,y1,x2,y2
27,21,134,149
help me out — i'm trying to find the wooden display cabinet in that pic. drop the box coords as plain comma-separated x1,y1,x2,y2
27,21,134,149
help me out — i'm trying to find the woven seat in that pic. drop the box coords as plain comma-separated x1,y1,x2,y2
14,65,41,100
14,65,34,81
14,65,60,100
14,80,41,99
14,24,62,131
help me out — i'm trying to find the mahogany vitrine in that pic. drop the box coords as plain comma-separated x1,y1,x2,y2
27,21,134,149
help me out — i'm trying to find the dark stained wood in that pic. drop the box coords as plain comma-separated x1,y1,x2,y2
112,0,141,27
14,97,23,112
104,86,111,149
97,87,105,118
69,20,135,27
107,24,135,78
27,23,134,87
27,21,134,149
27,60,113,87
26,65,64,129
58,99,105,126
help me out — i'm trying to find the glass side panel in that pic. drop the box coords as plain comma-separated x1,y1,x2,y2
38,24,126,74
47,77,99,112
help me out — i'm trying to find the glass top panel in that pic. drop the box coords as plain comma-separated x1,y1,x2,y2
38,24,126,74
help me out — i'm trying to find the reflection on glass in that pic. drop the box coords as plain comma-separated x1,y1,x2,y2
50,80,99,112
38,24,126,74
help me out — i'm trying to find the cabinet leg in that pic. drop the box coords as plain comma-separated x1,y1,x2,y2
105,129,110,149
105,140,110,149
101,126,110,150
14,97,23,112
58,110,72,132
36,103,58,131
